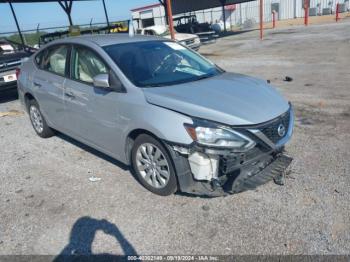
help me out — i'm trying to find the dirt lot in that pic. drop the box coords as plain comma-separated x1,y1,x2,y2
0,21,349,256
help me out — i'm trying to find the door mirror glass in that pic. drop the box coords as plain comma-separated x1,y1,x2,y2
93,74,110,89
109,70,126,93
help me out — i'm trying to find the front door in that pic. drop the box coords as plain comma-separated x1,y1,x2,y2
64,45,124,158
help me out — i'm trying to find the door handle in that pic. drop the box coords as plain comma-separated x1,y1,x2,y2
33,82,42,88
64,92,75,99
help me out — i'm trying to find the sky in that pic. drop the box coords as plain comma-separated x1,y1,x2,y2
0,0,157,33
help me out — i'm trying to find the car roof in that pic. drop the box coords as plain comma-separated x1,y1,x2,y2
47,33,165,47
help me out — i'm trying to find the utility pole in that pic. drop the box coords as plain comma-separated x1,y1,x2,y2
8,1,25,47
165,0,175,40
102,0,110,26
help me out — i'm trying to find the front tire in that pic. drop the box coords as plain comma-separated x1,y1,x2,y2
131,134,178,196
28,99,54,138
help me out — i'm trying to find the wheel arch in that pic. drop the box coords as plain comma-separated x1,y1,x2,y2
126,128,181,196
24,92,36,111
125,128,163,165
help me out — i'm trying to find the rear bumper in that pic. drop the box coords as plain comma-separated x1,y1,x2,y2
17,82,26,110
0,81,17,91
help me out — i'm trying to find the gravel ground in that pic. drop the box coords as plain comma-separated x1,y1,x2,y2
0,21,349,256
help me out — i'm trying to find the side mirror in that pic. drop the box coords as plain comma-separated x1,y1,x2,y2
109,71,126,93
93,74,110,89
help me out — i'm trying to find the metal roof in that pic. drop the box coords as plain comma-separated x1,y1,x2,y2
131,3,162,12
46,34,163,47
171,0,255,15
0,0,91,2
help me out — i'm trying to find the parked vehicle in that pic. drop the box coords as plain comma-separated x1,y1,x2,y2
110,21,129,33
136,25,201,51
211,21,231,33
174,15,218,43
0,39,33,92
18,34,293,196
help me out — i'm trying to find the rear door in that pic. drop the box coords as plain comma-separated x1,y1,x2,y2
63,44,123,157
32,44,70,128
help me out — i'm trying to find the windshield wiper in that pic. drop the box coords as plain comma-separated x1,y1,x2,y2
143,83,165,88
142,78,197,87
141,73,217,88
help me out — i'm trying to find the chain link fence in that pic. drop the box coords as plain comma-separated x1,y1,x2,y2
0,20,129,48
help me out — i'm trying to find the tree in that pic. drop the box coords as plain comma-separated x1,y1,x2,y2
7,31,47,47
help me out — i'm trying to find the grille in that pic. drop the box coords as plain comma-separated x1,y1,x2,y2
185,39,195,45
260,110,290,144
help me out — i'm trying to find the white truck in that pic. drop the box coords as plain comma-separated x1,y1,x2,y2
136,25,201,51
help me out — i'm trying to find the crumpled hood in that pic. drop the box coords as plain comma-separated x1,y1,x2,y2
143,72,290,126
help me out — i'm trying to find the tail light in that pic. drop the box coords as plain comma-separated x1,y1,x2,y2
15,68,21,79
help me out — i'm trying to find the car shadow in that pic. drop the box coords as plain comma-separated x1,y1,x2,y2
56,132,231,198
55,132,148,192
56,132,129,171
174,192,216,198
53,216,137,261
0,88,18,103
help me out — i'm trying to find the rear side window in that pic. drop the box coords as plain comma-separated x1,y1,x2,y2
42,45,68,76
71,46,108,84
35,51,44,67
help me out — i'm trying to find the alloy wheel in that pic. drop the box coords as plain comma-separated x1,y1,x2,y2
135,143,170,189
29,105,44,134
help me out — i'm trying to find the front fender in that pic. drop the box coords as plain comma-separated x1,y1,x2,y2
126,106,194,144
118,97,194,164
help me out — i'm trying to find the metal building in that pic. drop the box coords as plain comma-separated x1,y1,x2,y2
131,0,349,30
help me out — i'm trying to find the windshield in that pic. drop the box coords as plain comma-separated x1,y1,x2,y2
103,41,223,87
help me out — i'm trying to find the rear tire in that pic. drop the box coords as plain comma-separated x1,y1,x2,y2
28,99,54,138
131,134,178,196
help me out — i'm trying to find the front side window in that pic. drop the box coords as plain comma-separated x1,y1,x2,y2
42,45,68,76
71,46,108,84
103,41,222,87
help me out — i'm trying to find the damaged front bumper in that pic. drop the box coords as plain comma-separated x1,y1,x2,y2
166,107,294,197
168,144,292,197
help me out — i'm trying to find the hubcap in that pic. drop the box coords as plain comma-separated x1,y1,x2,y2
29,105,44,133
136,143,170,189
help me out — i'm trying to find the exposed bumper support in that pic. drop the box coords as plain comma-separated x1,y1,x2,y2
165,106,294,197
226,153,292,194
166,143,292,197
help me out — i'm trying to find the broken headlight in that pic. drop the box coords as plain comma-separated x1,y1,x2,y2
184,120,256,151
